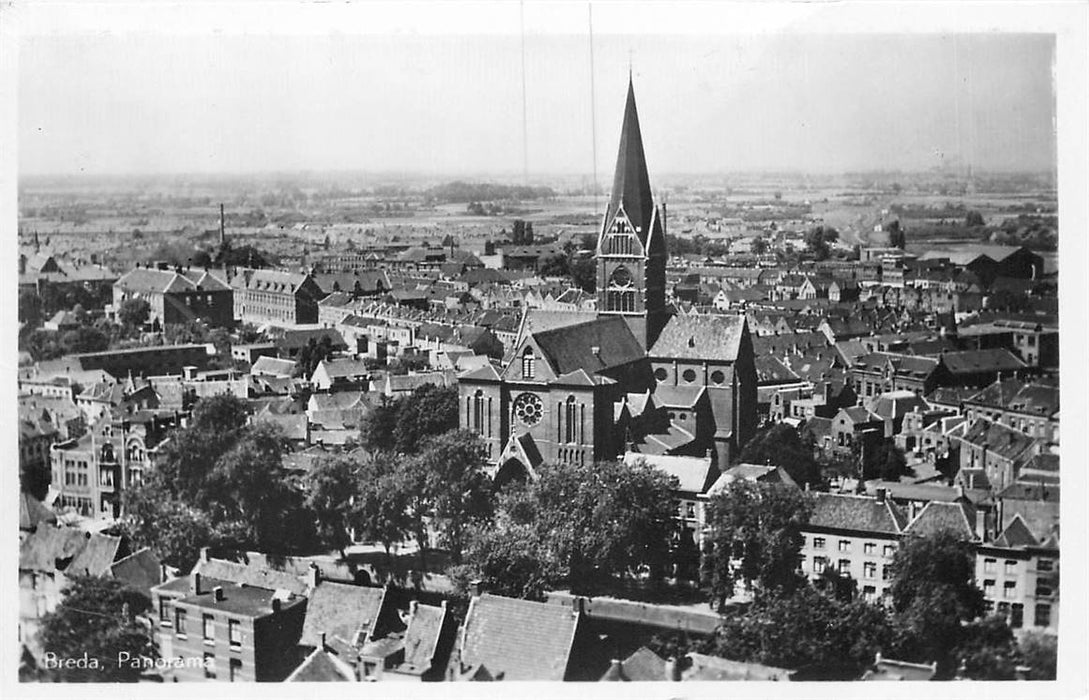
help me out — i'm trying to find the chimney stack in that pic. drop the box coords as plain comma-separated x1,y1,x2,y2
213,586,224,602
875,487,886,504
468,580,483,598
665,656,682,682
307,562,321,590
192,572,202,595
200,546,211,562
271,597,282,613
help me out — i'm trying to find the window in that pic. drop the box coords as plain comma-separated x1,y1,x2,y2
564,396,578,443
862,585,876,601
1003,581,1016,599
682,369,697,383
984,558,996,574
228,619,241,647
654,367,668,382
838,559,851,575
1035,584,1053,599
512,393,543,427
1011,604,1024,629
863,542,876,556
1004,560,1017,575
521,348,535,380
175,609,187,637
812,556,827,573
813,537,826,550
159,598,171,625
983,580,996,597
838,540,851,553
710,370,725,384
863,562,877,579
203,614,215,643
229,658,242,682
685,503,696,520
472,391,485,436
1037,558,1054,572
1035,604,1052,628
882,565,891,581
203,653,216,680
883,544,896,558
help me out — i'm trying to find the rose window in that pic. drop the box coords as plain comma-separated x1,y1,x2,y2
513,393,543,426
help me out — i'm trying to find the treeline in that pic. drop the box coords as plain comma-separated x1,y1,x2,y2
427,181,556,204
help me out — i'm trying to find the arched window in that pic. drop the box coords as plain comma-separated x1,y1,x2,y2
472,390,485,435
565,396,578,443
521,347,536,380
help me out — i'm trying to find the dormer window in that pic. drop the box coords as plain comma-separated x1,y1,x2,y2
521,347,536,380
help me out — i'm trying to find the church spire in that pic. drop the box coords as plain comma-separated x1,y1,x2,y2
607,77,655,242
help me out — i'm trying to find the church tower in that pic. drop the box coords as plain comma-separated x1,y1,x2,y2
596,76,669,349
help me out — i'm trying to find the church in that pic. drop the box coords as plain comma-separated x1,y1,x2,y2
457,78,758,486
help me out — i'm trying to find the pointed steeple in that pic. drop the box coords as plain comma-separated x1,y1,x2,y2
607,77,655,242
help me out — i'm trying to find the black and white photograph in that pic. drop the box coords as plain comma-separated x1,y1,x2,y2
3,1,1086,695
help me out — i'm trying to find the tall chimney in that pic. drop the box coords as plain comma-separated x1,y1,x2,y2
271,597,282,613
307,562,321,590
220,204,226,246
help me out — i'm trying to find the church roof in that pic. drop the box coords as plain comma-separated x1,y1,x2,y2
531,316,644,376
649,314,746,361
606,77,656,242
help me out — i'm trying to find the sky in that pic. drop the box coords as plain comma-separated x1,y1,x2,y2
16,10,1057,178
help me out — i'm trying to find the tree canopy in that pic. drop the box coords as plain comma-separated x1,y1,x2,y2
739,423,822,487
358,384,459,455
700,480,813,610
38,575,156,682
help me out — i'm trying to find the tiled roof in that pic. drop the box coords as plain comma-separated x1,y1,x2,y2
684,653,793,681
807,493,906,536
192,558,308,596
251,356,296,377
649,314,747,361
286,648,356,682
939,348,1026,375
458,594,579,681
993,515,1038,548
652,384,705,408
19,525,89,572
300,582,387,649
623,452,717,494
531,316,644,376
109,548,162,599
68,534,123,577
613,647,667,681
852,352,938,377
19,492,57,531
959,419,1038,462
903,501,976,539
399,602,448,675
866,391,928,421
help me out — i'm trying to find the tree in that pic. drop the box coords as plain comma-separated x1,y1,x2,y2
888,530,986,675
815,566,858,603
537,253,570,278
38,575,157,682
392,384,459,455
700,480,813,611
885,220,906,249
751,237,769,255
59,325,110,355
351,452,413,563
1018,631,1057,680
954,615,1021,680
305,456,358,557
804,226,839,261
569,256,596,292
19,289,43,329
965,210,985,227
358,395,400,452
450,520,559,601
412,430,495,563
118,298,151,329
739,423,822,487
706,586,901,675
531,459,678,589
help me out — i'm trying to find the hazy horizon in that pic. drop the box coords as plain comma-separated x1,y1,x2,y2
18,32,1057,179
